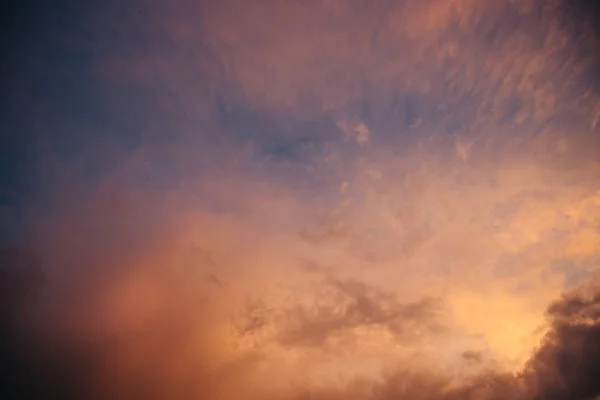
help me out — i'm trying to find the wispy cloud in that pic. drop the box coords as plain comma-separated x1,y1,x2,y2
3,0,600,399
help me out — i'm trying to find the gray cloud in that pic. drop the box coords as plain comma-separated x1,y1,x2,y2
277,277,445,348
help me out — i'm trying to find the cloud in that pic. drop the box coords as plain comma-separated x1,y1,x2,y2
3,230,600,399
4,0,600,398
85,0,599,133
276,277,445,349
337,120,371,145
525,283,600,400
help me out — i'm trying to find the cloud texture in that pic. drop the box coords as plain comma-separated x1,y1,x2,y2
2,0,600,399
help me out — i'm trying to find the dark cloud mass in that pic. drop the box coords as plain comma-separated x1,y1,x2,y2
3,0,600,399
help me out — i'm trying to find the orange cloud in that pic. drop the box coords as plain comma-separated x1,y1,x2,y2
3,0,600,399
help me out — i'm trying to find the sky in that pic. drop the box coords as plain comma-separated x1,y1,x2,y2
2,0,600,399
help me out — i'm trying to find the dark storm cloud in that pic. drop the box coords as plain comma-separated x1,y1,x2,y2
524,287,600,400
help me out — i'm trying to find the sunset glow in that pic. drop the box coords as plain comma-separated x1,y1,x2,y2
2,0,600,399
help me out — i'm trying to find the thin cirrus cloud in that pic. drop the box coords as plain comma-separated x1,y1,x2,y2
2,0,600,399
